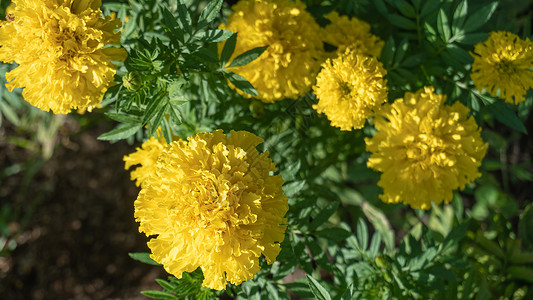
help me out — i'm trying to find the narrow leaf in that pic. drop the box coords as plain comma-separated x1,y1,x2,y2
196,29,233,43
141,290,179,300
308,201,340,231
97,123,142,141
464,2,498,32
198,0,223,27
452,0,468,34
487,101,527,134
220,33,237,66
437,9,451,42
306,275,332,300
223,70,258,96
128,252,162,266
227,46,268,68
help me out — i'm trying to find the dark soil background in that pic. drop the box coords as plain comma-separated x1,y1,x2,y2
0,113,165,300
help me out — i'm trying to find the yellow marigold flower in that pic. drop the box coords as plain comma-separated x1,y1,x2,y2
322,11,384,57
365,87,488,210
0,0,127,114
220,0,323,103
124,136,167,187
471,31,533,104
134,130,288,290
313,50,388,131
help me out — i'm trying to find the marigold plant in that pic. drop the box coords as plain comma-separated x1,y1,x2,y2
366,87,488,209
220,0,323,102
313,49,388,130
471,31,533,105
130,130,288,290
0,0,126,114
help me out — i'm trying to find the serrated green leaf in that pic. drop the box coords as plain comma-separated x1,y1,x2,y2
222,70,258,96
142,93,166,124
445,44,472,64
308,201,339,232
437,9,451,42
176,0,192,33
463,2,498,32
195,29,233,43
227,46,268,68
155,279,176,292
441,220,469,253
97,123,142,141
197,0,223,27
306,275,332,300
452,0,468,35
161,7,184,44
487,101,527,134
128,252,162,266
220,33,237,67
141,290,179,300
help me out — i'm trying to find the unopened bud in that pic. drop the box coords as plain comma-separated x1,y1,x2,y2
123,72,141,91
249,100,264,118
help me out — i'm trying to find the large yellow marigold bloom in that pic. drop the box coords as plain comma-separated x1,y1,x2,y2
0,0,127,114
221,0,323,103
471,31,533,104
313,50,388,130
124,136,167,188
134,130,288,290
322,11,384,58
365,87,488,210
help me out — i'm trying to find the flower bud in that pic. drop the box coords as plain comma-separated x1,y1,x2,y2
122,72,141,91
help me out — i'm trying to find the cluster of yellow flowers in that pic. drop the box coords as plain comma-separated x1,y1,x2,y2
124,130,288,290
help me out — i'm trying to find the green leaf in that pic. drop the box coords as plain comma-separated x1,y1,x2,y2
220,33,237,67
387,14,417,30
356,219,369,250
155,279,176,292
308,201,340,232
441,220,469,253
381,37,395,68
227,46,268,68
487,101,528,134
142,93,166,124
452,0,468,35
306,275,332,300
283,180,306,197
315,228,351,242
161,7,184,44
197,0,223,27
97,123,142,141
195,29,233,43
373,0,388,15
175,0,192,33
508,266,533,283
437,9,451,42
222,70,258,96
394,0,416,18
141,290,179,300
420,0,441,18
519,204,533,247
394,38,409,66
456,32,488,45
445,44,473,64
463,2,498,32
284,282,314,298
128,252,162,266
104,112,141,124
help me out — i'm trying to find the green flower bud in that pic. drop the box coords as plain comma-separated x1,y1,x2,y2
123,72,141,91
249,100,264,118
